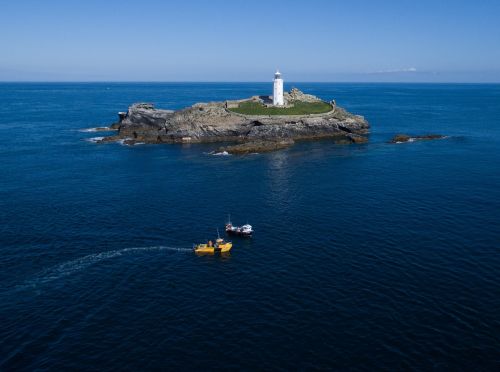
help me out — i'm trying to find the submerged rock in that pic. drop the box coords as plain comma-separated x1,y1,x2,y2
390,134,445,143
100,89,370,153
218,140,295,155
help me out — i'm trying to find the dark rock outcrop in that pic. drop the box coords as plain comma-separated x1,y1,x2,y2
100,89,370,153
390,134,445,143
218,139,295,155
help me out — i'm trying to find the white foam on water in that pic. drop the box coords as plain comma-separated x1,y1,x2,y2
211,151,230,156
118,138,133,146
395,136,448,144
85,136,104,143
16,245,192,290
79,127,117,132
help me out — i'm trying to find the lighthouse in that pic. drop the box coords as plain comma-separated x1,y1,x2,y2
273,70,284,106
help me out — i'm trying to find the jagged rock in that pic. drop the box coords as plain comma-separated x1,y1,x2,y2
99,90,370,153
284,88,322,104
390,134,445,143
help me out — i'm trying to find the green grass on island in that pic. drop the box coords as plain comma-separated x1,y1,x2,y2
228,100,333,116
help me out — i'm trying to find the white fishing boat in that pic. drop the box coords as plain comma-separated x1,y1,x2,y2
225,215,253,237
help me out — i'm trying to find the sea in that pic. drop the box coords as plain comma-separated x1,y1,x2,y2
0,83,499,370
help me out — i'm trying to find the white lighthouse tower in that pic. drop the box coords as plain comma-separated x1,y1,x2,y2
273,70,284,106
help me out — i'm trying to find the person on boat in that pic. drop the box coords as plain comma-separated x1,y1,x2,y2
208,240,213,247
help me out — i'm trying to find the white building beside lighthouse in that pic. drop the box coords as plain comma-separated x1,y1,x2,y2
273,70,284,106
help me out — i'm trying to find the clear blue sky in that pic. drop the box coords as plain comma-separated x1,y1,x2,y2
1,0,499,82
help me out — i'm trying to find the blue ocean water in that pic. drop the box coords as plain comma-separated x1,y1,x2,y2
0,83,499,370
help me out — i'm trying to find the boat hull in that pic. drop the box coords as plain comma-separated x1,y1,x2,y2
194,242,232,254
226,229,252,237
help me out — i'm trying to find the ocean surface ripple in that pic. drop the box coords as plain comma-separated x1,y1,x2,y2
0,83,499,370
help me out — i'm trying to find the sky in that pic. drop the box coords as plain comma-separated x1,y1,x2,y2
1,0,499,82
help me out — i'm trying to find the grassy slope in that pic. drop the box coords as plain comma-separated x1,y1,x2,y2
228,100,332,116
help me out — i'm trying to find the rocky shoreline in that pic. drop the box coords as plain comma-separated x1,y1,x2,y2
97,89,370,154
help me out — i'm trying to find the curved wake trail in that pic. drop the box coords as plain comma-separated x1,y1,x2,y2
13,246,192,291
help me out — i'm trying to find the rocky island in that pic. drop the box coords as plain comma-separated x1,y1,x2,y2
98,73,369,154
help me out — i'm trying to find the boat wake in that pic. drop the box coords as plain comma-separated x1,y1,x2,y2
14,246,192,291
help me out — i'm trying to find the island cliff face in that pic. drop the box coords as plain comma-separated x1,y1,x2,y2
102,89,370,153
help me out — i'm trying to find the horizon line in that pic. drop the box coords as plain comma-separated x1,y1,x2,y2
1,81,500,84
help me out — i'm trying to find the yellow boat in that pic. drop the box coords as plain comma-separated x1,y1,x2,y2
217,238,233,253
194,238,232,254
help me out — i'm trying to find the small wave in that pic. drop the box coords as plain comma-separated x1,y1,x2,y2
79,127,117,132
85,136,104,143
15,246,192,290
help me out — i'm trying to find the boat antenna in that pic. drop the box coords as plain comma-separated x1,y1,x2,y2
217,228,220,239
